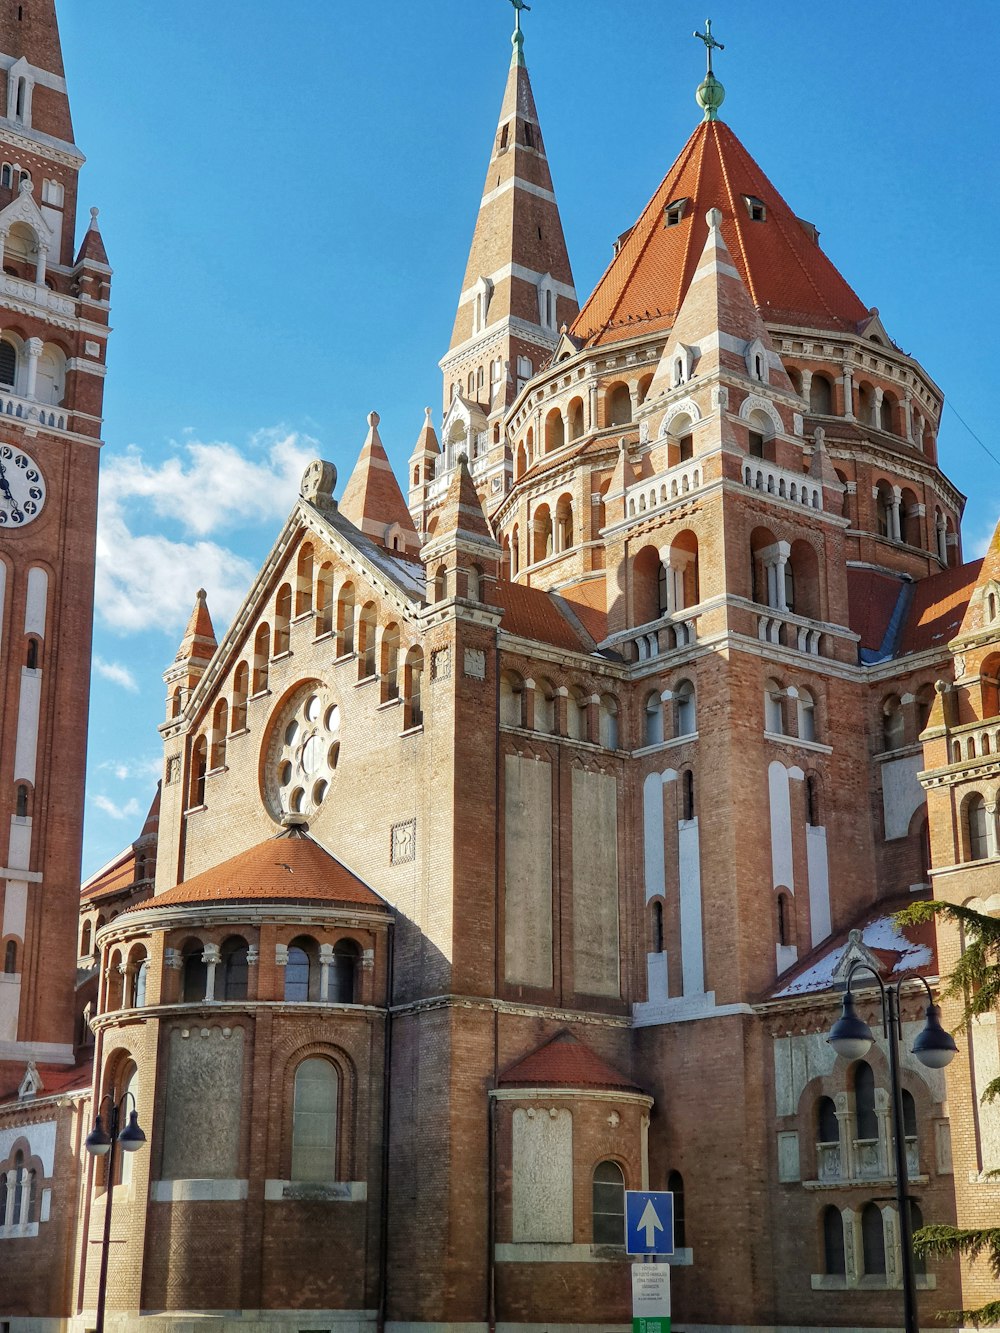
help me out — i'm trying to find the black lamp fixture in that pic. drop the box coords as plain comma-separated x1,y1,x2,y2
827,963,958,1333
85,1087,147,1333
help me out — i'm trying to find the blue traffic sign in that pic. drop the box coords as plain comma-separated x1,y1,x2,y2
625,1190,674,1256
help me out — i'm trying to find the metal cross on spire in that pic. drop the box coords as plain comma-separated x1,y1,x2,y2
693,19,724,76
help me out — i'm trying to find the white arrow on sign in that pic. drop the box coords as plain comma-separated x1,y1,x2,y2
638,1198,664,1247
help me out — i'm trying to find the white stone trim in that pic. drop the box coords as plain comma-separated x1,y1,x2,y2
657,396,701,437
458,264,576,308
490,1088,652,1106
479,176,557,209
264,1179,367,1201
150,1177,248,1202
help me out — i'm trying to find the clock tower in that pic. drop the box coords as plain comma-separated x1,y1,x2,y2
0,0,110,1077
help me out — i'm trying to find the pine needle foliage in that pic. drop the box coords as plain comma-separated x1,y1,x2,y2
896,900,1000,1325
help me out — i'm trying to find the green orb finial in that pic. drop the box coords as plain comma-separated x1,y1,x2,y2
693,19,726,121
509,0,530,65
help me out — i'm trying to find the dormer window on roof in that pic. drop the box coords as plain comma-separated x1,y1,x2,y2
664,198,689,227
743,195,766,222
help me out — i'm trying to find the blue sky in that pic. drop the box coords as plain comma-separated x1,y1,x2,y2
63,1,1000,875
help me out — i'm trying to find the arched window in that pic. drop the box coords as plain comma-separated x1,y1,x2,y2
567,687,589,742
181,941,206,1002
806,774,821,827
967,796,990,862
861,1202,886,1274
129,955,148,1008
381,623,400,701
81,920,92,958
221,936,249,1000
316,562,334,635
434,566,447,602
273,583,292,655
809,374,833,415
902,1089,917,1141
467,564,483,602
777,892,792,948
404,646,424,729
817,1096,838,1144
25,637,39,669
674,680,696,736
4,939,16,973
599,695,619,750
822,1205,846,1276
330,939,360,1003
854,1061,877,1140
252,624,270,693
170,686,182,718
357,603,377,679
592,1160,625,1245
292,1058,338,1182
337,583,356,655
764,682,784,735
882,696,905,751
644,692,664,746
15,783,28,817
668,1170,686,1247
26,1167,37,1223
652,900,664,954
189,735,207,808
285,936,318,1001
682,770,695,822
607,383,632,427
0,338,15,387
12,1150,24,1223
500,672,524,728
210,699,228,769
295,544,314,616
231,661,249,731
533,680,556,735
797,689,816,743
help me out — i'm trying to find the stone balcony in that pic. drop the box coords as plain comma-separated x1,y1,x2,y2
1,272,75,318
0,389,67,431
741,459,823,511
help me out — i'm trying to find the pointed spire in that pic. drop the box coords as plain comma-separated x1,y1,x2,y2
75,206,109,266
409,407,440,465
424,453,500,556
649,207,795,397
339,411,420,555
175,588,217,665
441,27,577,414
955,518,1000,642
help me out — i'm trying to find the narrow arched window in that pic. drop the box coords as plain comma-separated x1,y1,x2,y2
81,920,92,958
189,735,207,808
330,938,360,1003
221,936,249,1000
130,956,148,1008
182,943,206,1002
15,784,28,817
285,936,318,1001
231,661,249,731
273,583,292,655
777,893,791,947
592,1160,625,1245
644,692,663,746
823,1205,846,1275
861,1202,886,1274
902,1089,917,1140
12,1150,24,1222
667,1170,686,1247
357,603,377,680
806,775,821,827
682,770,695,822
854,1061,877,1140
652,901,664,954
4,939,16,973
967,796,990,861
675,680,696,736
817,1096,838,1143
292,1058,338,1182
0,338,15,386
26,637,39,669
252,623,270,693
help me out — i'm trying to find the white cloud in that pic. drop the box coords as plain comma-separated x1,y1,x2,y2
93,656,139,692
96,756,161,783
95,428,318,635
92,794,142,821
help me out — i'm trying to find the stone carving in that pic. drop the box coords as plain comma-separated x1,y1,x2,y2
391,819,416,866
431,646,451,681
300,458,337,508
464,648,486,680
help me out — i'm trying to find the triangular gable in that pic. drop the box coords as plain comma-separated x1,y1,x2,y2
857,310,896,349
0,178,56,246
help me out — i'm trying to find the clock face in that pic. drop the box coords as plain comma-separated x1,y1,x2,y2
262,682,341,820
0,445,45,528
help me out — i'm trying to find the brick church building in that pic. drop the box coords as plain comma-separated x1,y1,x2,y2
1,3,998,1330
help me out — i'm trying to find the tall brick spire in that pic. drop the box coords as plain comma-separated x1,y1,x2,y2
340,411,421,556
440,20,577,417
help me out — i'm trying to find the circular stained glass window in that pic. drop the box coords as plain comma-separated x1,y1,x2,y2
263,683,342,820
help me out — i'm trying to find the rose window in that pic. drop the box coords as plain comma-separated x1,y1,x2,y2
264,685,341,819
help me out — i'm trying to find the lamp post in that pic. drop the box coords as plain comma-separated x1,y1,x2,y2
84,1089,147,1333
827,965,958,1333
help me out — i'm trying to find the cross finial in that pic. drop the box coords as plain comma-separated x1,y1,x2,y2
508,0,531,64
694,19,724,76
509,0,531,34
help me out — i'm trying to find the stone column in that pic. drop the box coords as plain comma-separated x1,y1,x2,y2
903,390,914,442
0,228,8,275
936,512,948,564
24,336,41,400
872,385,884,428
841,366,855,420
763,541,791,611
986,801,999,860
202,944,220,1002
319,942,334,1001
588,381,599,431
890,485,903,542
3,1168,15,1227
799,368,812,405
33,241,47,286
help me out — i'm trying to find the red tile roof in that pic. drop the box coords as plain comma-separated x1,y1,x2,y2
846,568,906,654
131,831,384,912
0,1057,93,1107
174,588,217,664
573,119,869,347
558,577,608,644
494,580,593,652
81,848,138,902
900,560,981,656
340,411,419,548
499,1030,642,1093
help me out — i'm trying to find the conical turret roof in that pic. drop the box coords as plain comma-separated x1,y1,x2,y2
339,411,420,553
573,119,868,347
175,588,216,665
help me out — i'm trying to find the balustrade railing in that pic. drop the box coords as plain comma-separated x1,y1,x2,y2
1,272,75,316
611,610,699,665
742,460,822,511
758,611,823,655
626,459,703,520
0,390,66,431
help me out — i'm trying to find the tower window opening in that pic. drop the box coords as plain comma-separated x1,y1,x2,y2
682,769,695,821
500,124,509,150
744,195,766,222
0,164,10,189
664,197,688,227
749,431,764,458
652,900,664,954
26,637,39,669
0,339,16,387
524,121,534,148
15,784,28,818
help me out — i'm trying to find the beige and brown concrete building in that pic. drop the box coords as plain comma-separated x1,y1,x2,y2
1,5,999,1332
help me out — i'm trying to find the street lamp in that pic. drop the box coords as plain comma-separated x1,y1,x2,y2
828,965,957,1333
85,1089,147,1333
